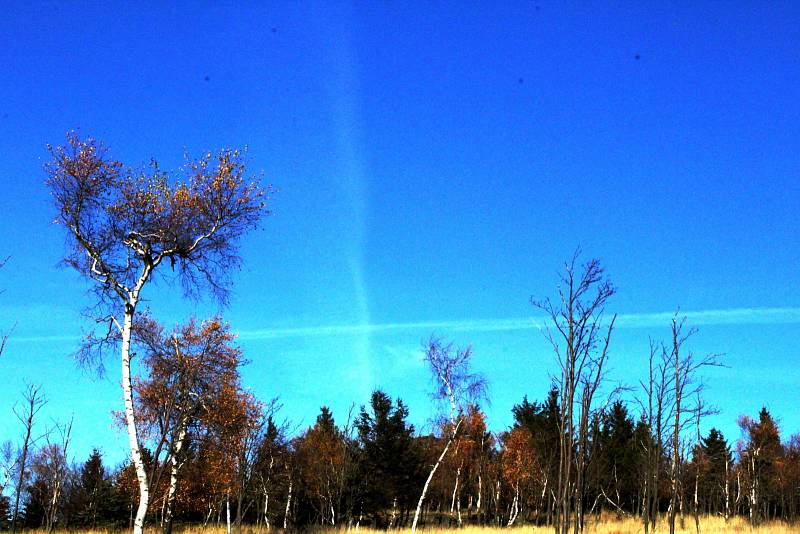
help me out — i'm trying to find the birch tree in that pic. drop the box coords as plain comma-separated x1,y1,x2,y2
411,337,486,534
45,133,269,534
134,316,245,534
532,253,616,534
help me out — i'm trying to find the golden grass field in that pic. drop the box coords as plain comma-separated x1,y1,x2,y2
22,516,800,534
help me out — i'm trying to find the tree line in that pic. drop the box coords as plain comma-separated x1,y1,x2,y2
0,135,798,533
1,378,798,532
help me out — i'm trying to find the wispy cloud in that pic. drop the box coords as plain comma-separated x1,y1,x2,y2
7,307,799,345
237,307,800,341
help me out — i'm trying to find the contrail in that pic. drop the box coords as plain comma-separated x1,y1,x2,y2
10,307,800,344
237,307,800,341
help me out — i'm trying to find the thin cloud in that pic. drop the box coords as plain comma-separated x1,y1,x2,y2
7,307,799,344
237,307,800,341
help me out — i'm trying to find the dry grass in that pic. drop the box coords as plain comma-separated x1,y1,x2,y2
17,517,800,534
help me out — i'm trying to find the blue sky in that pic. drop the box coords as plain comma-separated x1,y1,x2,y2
0,2,799,467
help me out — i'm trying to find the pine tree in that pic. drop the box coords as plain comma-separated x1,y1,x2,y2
356,390,422,527
71,449,115,528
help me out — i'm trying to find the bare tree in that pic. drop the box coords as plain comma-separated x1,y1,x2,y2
0,256,12,361
666,315,722,534
45,133,270,534
10,384,47,534
637,339,670,534
411,337,486,534
532,252,616,534
37,418,73,534
0,441,14,497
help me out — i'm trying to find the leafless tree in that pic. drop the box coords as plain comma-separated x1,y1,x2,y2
666,315,722,534
38,417,73,534
0,256,12,361
45,133,270,534
411,337,486,534
532,252,616,534
10,384,47,534
637,339,670,534
0,441,14,498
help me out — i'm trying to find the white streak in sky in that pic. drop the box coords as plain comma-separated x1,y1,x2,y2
237,307,800,341
8,307,800,344
322,4,373,393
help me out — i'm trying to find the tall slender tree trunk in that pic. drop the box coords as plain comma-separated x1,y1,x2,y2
283,478,292,530
226,494,232,534
451,465,461,517
693,467,700,534
10,418,31,534
669,331,681,534
411,419,462,534
11,385,44,534
263,491,270,530
724,457,730,522
507,485,520,527
122,297,151,534
163,422,187,534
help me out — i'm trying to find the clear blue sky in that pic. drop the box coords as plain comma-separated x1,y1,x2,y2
1,2,798,467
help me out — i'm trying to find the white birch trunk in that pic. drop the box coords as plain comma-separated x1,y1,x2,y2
283,478,292,530
451,466,460,514
477,474,482,512
411,421,461,534
724,457,730,522
507,484,520,527
749,452,758,526
495,480,501,526
226,494,232,534
122,300,150,534
164,422,187,532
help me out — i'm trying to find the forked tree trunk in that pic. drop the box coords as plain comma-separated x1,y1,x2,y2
507,484,520,527
163,422,187,534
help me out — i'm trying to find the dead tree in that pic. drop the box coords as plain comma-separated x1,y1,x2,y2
10,384,47,534
637,339,670,534
411,337,486,534
41,418,73,534
666,316,722,534
0,256,12,361
46,134,269,534
532,252,616,534
0,441,14,498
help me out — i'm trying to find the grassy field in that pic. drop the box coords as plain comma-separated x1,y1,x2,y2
21,516,799,534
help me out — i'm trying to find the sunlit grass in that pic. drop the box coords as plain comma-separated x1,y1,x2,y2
18,516,800,534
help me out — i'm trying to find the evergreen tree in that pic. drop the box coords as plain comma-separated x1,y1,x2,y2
511,388,560,523
22,478,48,528
355,390,423,527
590,401,638,513
70,449,115,528
699,428,732,515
